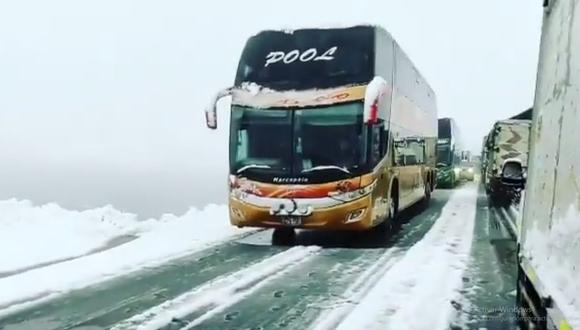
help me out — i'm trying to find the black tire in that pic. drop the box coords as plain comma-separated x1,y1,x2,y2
272,228,296,246
424,179,432,203
376,186,399,234
375,215,394,234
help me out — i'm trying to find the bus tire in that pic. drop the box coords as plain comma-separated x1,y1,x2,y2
271,228,296,246
424,179,432,203
376,184,399,233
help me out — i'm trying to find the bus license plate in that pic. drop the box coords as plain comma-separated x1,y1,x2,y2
280,217,302,226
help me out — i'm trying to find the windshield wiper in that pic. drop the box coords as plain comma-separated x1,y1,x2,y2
237,164,272,174
301,165,351,174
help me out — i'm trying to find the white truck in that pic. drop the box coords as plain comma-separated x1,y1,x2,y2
483,119,532,206
515,0,580,329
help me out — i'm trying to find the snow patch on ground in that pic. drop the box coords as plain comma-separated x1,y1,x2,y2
0,202,253,315
523,204,580,328
334,185,478,330
0,199,144,274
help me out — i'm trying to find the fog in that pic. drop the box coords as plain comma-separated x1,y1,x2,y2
0,0,542,217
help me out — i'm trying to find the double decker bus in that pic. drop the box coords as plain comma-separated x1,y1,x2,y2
436,117,463,188
205,25,438,244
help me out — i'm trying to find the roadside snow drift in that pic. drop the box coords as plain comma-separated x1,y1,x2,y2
0,199,142,275
328,185,478,330
0,201,252,315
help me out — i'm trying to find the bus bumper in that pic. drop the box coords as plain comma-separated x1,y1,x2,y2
228,194,376,231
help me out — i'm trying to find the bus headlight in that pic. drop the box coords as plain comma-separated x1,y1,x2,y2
468,167,474,173
329,180,376,202
230,207,245,220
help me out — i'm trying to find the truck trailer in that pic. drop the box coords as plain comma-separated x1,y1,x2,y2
516,0,580,329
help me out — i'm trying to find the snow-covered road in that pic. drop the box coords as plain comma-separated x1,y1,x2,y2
0,184,519,330
315,184,477,330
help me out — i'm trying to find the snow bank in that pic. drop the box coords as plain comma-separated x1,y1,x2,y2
0,199,142,274
333,185,477,330
0,202,253,315
523,204,580,328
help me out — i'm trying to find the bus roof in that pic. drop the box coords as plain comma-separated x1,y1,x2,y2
234,25,380,91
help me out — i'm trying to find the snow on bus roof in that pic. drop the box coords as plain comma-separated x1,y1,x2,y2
249,23,381,36
232,82,368,109
239,82,275,95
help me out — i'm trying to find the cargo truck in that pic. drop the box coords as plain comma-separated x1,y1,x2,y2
515,0,580,329
483,119,532,206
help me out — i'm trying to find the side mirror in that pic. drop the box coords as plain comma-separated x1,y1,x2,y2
501,161,526,188
205,87,233,129
363,76,388,124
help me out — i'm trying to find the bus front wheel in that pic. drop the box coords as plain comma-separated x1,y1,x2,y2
272,228,296,246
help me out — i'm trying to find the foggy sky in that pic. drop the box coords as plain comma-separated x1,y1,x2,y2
0,0,543,217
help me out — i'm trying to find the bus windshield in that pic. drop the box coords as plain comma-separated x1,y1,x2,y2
437,143,451,166
230,102,368,183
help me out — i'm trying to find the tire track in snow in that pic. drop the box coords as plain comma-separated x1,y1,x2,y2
192,193,449,330
311,248,404,330
453,187,519,329
192,248,389,330
0,228,262,318
0,234,272,330
323,185,477,330
111,246,321,330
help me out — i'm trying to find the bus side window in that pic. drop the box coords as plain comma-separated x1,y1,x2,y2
407,140,425,165
394,139,405,166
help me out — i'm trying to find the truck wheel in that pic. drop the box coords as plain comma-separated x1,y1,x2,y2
272,228,295,246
